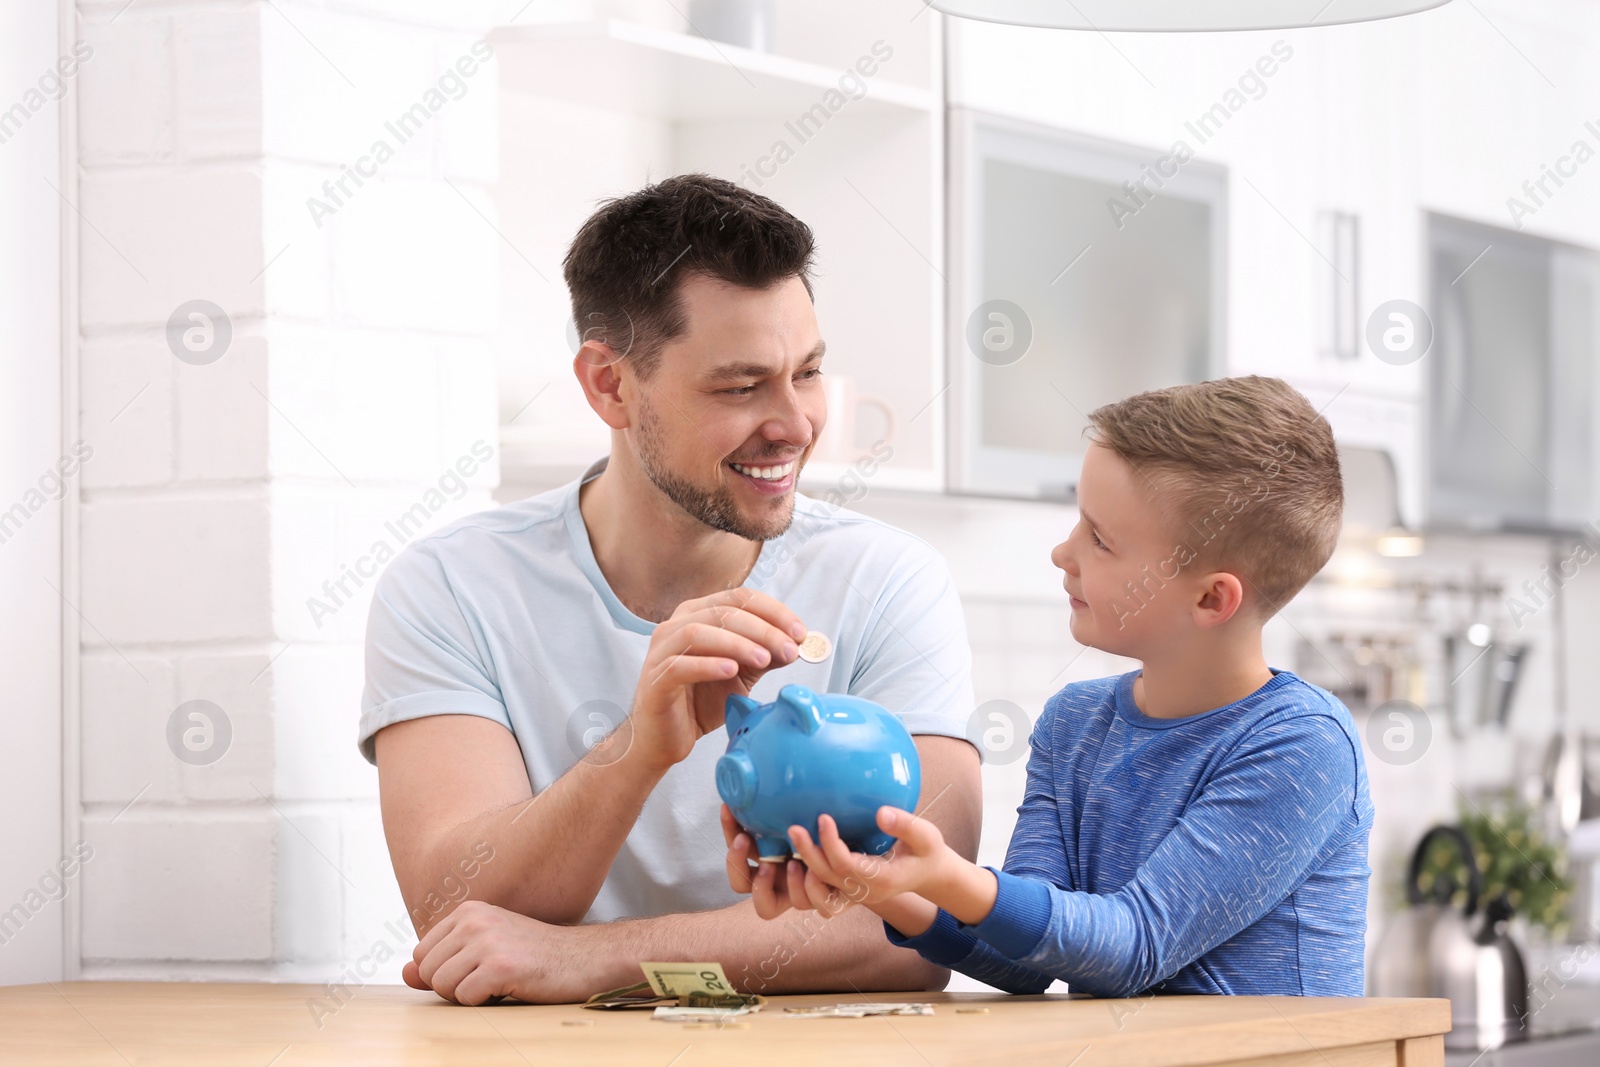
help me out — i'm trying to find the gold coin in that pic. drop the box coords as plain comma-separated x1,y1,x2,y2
798,630,832,663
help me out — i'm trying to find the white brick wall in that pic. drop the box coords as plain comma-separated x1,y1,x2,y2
74,0,501,981
81,815,277,963
79,168,267,328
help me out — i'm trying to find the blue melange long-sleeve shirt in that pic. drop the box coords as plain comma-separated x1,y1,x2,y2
886,669,1373,997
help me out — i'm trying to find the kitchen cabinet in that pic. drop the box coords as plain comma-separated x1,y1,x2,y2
946,108,1227,499
1426,214,1600,534
1441,976,1600,1064
487,3,947,497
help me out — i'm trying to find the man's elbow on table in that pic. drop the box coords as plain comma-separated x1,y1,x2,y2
859,942,954,993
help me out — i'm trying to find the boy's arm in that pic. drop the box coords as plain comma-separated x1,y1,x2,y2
763,855,1057,996
867,708,1071,994
882,905,1059,995
937,714,1366,997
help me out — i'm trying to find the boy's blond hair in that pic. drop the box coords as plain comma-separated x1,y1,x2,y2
1086,376,1342,618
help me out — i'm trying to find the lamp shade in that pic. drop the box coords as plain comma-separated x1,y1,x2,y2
927,1,1452,31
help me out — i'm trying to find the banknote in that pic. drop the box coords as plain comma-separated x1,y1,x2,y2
652,1004,760,1022
782,1002,935,1017
581,980,675,1010
639,962,735,999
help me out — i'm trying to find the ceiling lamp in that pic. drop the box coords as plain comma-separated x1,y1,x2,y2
927,1,1452,32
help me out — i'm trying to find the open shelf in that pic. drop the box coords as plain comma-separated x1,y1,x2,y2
488,8,946,498
488,19,935,120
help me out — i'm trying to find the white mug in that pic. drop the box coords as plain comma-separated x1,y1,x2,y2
815,375,897,464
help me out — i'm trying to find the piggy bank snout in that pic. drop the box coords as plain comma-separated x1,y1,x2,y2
715,751,759,810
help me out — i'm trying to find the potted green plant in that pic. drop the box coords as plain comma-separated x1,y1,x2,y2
1415,798,1572,937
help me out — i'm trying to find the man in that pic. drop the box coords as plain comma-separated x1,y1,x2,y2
360,174,982,1005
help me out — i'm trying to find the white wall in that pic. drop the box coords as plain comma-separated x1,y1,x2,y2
0,0,67,984
69,0,503,982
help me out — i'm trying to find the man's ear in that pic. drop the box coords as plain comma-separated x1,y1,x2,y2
572,344,631,430
1192,571,1247,628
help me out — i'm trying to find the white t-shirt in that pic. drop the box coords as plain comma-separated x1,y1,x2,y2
360,457,975,924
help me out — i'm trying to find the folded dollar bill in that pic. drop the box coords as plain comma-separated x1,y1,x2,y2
640,962,736,999
582,980,676,1010
683,990,765,1009
782,1002,936,1018
586,965,763,1012
652,1003,760,1022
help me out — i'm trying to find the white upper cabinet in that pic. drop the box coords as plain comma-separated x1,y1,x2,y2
488,2,946,496
1426,215,1600,534
947,109,1227,499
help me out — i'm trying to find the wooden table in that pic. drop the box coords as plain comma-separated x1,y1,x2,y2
0,982,1448,1067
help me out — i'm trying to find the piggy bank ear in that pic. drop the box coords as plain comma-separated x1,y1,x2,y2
778,685,826,736
724,693,760,735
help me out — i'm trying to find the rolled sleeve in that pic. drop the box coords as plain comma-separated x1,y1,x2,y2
358,542,511,763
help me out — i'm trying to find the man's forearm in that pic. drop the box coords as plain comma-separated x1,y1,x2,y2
419,722,666,929
580,896,949,997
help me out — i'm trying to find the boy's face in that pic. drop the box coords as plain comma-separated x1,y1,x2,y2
1050,442,1206,659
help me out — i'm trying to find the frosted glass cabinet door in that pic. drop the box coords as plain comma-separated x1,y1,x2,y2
948,110,1226,498
1426,215,1599,532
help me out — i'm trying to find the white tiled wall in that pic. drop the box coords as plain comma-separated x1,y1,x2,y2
73,0,502,980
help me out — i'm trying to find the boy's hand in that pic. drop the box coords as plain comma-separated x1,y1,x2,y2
787,807,954,907
725,804,993,928
722,804,942,931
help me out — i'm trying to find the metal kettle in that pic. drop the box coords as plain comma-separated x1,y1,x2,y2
1440,892,1528,1050
1371,825,1529,1050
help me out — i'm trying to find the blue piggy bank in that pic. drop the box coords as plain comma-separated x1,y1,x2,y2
716,684,921,863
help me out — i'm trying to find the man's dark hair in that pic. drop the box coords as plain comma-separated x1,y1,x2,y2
562,173,816,379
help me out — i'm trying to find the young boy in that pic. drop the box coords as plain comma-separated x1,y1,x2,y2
727,375,1373,997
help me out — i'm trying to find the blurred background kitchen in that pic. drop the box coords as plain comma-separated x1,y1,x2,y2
4,0,1600,1060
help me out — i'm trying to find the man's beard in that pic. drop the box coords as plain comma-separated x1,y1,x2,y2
635,397,796,542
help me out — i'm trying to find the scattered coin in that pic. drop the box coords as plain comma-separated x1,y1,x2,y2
798,630,832,663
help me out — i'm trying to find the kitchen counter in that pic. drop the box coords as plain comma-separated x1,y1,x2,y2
0,982,1449,1066
1443,977,1600,1066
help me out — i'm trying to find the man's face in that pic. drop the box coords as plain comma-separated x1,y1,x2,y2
1050,442,1198,659
625,273,825,542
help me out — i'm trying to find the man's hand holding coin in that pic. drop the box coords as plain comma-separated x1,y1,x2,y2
626,589,809,774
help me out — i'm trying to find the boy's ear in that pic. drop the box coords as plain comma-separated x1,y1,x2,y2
1193,571,1248,628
